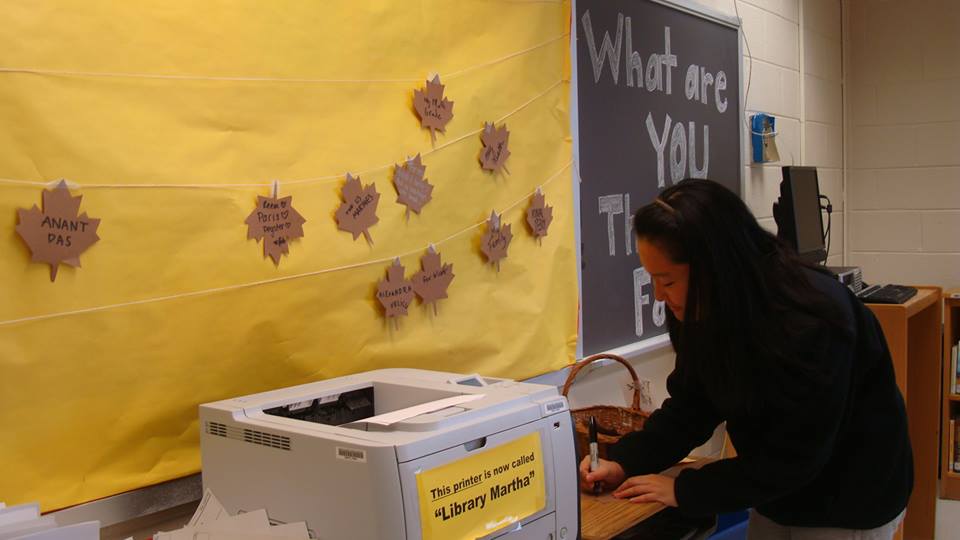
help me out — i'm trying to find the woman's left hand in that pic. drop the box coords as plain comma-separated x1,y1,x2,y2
612,474,678,507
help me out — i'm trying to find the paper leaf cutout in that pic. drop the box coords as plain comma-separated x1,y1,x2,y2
15,180,101,281
480,211,513,271
244,193,307,265
413,75,454,143
336,173,380,244
376,259,415,321
480,122,511,173
526,190,553,241
394,154,433,218
411,247,455,314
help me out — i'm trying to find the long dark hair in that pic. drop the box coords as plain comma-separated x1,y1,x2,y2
633,179,846,415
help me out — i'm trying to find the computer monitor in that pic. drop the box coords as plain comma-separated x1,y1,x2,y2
773,166,826,264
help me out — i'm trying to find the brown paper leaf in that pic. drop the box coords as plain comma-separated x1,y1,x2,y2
480,122,511,173
376,259,415,319
336,173,380,243
480,211,513,270
411,247,454,312
526,190,553,240
244,193,307,265
15,180,101,281
394,154,433,216
413,75,454,143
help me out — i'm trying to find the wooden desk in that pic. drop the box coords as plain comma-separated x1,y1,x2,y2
579,460,707,540
580,494,663,540
867,286,942,540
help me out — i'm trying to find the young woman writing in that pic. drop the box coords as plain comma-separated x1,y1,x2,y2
580,179,911,539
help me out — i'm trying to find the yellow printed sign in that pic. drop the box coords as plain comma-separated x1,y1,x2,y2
416,432,546,540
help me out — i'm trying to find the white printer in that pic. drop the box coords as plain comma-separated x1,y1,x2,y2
200,368,580,540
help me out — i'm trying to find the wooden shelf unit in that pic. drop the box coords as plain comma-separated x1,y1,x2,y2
942,292,960,500
866,286,942,540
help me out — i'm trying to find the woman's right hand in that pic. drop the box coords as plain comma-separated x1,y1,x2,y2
579,456,627,493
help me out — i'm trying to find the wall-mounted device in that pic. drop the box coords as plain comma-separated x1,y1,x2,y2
751,113,779,163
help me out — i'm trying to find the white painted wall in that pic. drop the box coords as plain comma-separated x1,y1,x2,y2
732,0,844,266
844,5,960,533
562,0,845,459
846,0,960,290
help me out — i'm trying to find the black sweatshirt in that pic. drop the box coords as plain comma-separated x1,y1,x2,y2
607,270,913,529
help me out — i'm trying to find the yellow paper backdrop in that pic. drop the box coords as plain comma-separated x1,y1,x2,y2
0,0,575,511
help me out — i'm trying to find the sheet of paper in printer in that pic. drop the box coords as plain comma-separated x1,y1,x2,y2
154,489,309,540
360,394,485,426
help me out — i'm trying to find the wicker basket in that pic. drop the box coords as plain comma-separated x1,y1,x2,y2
561,353,650,460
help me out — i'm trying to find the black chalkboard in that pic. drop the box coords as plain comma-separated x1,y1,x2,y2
575,0,741,355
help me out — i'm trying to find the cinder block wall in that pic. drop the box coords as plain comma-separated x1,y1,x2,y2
696,0,844,265
847,0,960,289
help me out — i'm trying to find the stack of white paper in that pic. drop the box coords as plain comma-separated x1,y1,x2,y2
9,523,99,540
154,491,309,540
0,502,98,540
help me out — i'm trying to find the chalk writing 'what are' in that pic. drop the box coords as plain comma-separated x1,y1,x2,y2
581,11,729,113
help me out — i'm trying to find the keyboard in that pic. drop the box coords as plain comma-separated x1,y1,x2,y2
857,284,918,304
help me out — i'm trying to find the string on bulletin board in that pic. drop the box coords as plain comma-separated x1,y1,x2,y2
0,161,570,328
0,79,565,190
0,34,567,85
